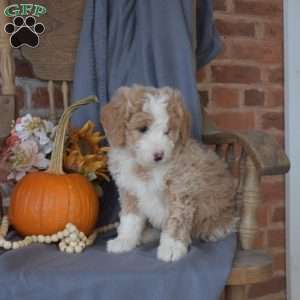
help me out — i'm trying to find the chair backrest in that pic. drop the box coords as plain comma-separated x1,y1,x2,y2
19,0,85,123
0,0,16,141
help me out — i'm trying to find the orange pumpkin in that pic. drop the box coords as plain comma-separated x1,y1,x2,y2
9,97,100,236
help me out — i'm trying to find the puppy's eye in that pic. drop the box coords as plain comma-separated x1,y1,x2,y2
138,126,148,133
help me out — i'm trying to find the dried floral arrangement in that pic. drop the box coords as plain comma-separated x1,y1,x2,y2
0,107,108,208
0,97,116,254
1,114,54,181
0,114,55,208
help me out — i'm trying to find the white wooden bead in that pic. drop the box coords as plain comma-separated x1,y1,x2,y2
0,239,4,247
65,224,72,231
66,224,76,232
70,233,78,241
45,236,51,243
66,246,74,254
51,235,58,242
65,237,71,244
32,236,37,242
79,232,85,239
25,237,33,243
4,241,11,249
63,230,69,237
12,242,20,249
38,235,45,243
59,240,66,246
75,245,83,253
19,241,25,247
56,232,63,239
59,243,66,251
79,241,85,248
70,241,77,248
22,240,28,246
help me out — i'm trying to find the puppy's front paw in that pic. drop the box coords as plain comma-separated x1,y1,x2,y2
157,233,187,262
107,237,137,253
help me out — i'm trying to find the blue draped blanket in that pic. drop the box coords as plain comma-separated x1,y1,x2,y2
71,0,222,140
0,233,236,300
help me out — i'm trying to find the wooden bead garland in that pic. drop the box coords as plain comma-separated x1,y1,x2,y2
0,216,118,253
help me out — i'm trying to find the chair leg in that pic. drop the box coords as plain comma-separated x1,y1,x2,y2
225,285,246,300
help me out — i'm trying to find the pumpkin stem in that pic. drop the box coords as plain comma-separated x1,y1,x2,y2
47,96,98,175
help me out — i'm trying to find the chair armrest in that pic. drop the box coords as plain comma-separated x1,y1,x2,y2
202,129,290,176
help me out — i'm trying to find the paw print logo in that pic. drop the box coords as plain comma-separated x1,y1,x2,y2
4,16,45,48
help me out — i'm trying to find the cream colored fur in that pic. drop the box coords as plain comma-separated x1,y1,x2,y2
101,85,237,262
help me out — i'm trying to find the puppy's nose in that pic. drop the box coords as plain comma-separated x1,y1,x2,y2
154,151,164,162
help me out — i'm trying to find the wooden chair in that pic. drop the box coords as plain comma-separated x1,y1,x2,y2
202,113,289,299
0,1,290,299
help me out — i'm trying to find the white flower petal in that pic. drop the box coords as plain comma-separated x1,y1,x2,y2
15,123,24,132
41,142,53,154
7,172,15,181
34,154,49,169
15,170,27,181
39,136,50,146
22,114,33,122
15,130,30,141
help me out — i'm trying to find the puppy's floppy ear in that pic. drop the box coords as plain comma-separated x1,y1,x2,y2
100,87,132,147
172,89,192,144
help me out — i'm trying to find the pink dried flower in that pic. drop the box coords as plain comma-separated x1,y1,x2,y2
7,140,49,181
5,133,20,148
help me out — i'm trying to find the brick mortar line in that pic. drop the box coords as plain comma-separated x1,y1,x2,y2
206,106,284,113
214,36,283,44
211,60,283,68
262,176,285,183
198,82,283,90
214,14,283,26
213,12,283,23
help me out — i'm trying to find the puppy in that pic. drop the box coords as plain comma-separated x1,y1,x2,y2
101,85,237,262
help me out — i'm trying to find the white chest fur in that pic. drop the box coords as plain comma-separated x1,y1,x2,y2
108,149,169,229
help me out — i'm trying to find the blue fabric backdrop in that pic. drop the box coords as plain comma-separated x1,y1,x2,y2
71,0,223,226
71,0,222,140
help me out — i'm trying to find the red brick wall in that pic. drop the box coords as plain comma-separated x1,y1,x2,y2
198,1,286,299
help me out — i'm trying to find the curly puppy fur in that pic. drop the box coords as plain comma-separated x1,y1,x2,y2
101,85,237,262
